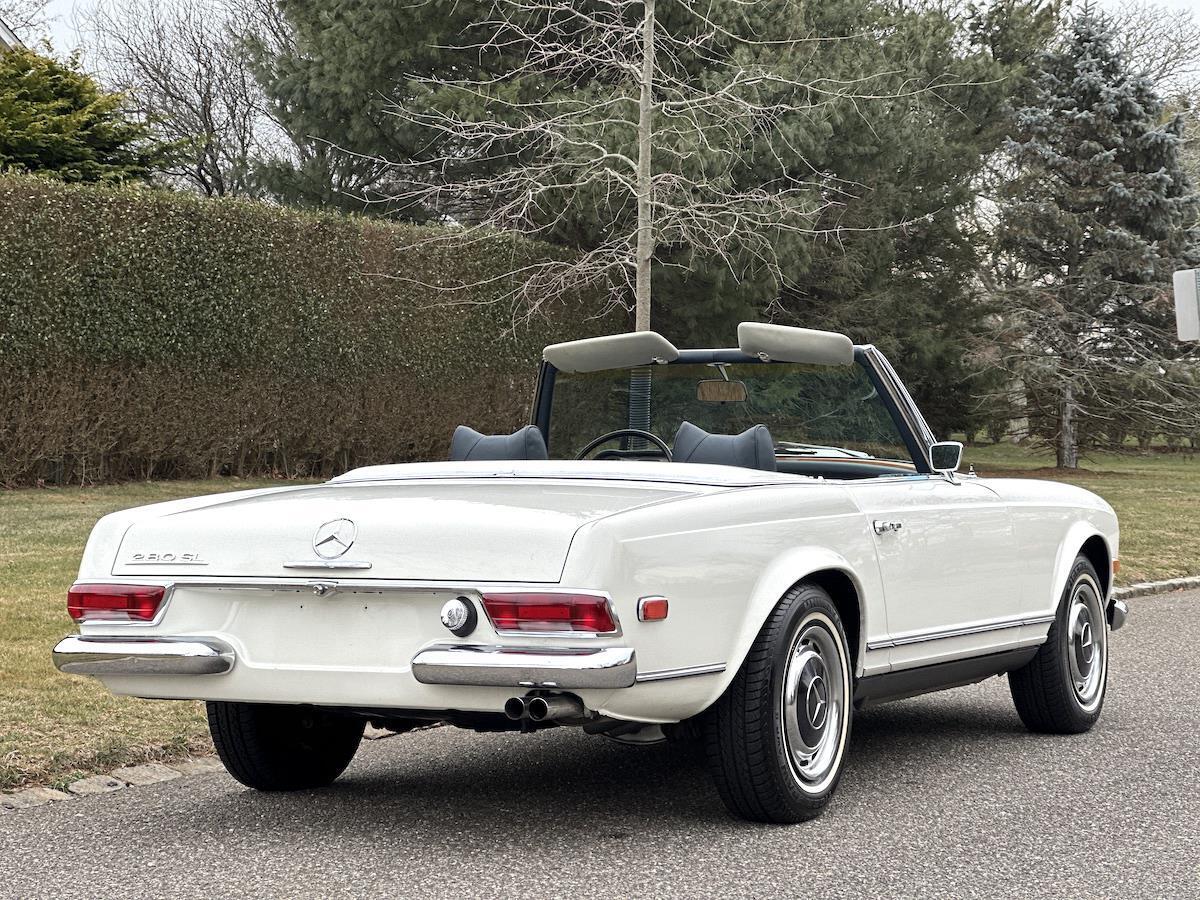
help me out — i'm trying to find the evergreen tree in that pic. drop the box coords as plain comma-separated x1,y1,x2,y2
0,48,173,183
248,1,1052,434
245,0,487,217
994,8,1200,467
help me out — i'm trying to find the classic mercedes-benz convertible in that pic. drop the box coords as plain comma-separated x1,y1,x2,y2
53,324,1126,823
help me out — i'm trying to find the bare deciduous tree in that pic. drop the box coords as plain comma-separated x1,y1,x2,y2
1110,1,1200,98
0,1,47,39
86,0,288,197
379,0,956,331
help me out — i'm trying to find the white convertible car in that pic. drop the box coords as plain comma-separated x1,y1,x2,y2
53,324,1126,823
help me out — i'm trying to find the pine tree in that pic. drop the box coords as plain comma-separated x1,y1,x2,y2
0,48,174,183
994,8,1200,467
249,1,1050,435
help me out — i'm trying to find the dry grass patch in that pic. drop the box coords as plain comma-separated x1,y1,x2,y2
0,479,298,789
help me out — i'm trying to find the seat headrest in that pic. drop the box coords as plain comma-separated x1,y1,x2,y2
671,422,777,472
449,425,549,462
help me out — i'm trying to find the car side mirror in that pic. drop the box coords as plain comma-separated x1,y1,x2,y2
930,441,964,474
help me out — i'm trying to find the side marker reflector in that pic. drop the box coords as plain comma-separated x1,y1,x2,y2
638,596,669,622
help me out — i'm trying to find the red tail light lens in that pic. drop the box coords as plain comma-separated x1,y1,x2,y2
67,584,166,623
481,592,618,634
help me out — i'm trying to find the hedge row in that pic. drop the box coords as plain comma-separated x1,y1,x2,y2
0,177,620,485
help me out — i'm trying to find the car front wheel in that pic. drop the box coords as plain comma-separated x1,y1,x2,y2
207,701,364,791
1009,555,1108,734
704,582,853,823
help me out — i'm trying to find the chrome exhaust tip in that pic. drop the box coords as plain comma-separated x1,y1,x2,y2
503,697,528,720
526,694,585,722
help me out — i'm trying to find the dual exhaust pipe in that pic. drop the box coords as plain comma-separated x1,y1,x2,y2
504,693,585,723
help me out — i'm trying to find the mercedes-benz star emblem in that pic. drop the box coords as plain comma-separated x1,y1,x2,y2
313,518,357,559
805,675,828,730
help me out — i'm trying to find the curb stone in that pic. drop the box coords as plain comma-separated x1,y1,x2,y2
167,757,225,776
1,786,73,811
4,756,228,812
110,762,181,786
1113,576,1200,600
363,725,399,740
67,774,128,796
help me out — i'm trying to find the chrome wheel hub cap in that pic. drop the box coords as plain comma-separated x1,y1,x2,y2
1067,579,1106,710
782,619,847,792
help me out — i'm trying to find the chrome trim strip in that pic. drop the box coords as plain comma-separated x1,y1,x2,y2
52,636,235,676
863,344,938,457
411,643,636,689
866,614,1056,651
282,560,373,570
635,662,726,683
84,577,585,593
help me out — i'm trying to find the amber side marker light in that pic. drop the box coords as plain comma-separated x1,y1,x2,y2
67,584,166,623
1113,560,1121,575
638,596,669,622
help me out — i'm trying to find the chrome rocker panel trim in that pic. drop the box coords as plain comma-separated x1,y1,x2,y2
411,643,637,689
52,636,235,676
865,613,1057,652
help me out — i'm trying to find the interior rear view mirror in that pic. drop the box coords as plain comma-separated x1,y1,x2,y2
697,380,748,403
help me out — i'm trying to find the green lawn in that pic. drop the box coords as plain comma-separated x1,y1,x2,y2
965,443,1200,586
1,452,1196,789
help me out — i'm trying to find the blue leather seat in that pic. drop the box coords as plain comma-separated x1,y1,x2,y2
449,425,549,461
672,421,777,472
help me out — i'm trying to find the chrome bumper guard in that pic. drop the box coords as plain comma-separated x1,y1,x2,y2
411,643,637,689
52,636,235,676
1108,598,1129,631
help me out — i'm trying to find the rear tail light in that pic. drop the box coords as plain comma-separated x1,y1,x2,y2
67,584,166,623
481,592,618,635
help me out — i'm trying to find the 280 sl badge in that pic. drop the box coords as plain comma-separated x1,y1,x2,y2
126,551,206,565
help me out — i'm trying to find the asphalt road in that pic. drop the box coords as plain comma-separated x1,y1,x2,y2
3,591,1197,900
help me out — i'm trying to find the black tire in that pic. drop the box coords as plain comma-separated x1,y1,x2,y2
1009,555,1108,734
704,583,853,824
207,701,365,791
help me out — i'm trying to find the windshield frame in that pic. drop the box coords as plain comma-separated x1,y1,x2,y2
531,345,938,476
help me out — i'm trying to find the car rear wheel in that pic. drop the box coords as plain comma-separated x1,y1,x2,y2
704,583,852,823
1008,555,1108,734
207,701,364,791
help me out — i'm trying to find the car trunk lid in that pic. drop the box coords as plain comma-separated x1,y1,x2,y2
111,478,693,582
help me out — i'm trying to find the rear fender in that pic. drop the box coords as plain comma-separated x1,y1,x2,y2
698,546,869,712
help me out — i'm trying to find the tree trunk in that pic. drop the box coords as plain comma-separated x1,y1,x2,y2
634,0,655,332
1058,381,1079,469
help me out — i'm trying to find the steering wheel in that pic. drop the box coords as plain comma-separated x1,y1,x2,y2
575,429,673,462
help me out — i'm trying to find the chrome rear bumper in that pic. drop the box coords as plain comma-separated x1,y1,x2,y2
412,643,637,689
1108,598,1129,631
52,636,235,676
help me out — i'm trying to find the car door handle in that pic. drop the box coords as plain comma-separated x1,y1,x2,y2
873,520,903,535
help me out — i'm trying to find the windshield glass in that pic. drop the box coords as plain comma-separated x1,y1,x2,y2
547,361,917,474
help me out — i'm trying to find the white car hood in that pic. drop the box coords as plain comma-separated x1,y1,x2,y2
105,464,758,583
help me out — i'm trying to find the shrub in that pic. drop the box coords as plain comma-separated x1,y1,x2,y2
0,176,620,485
